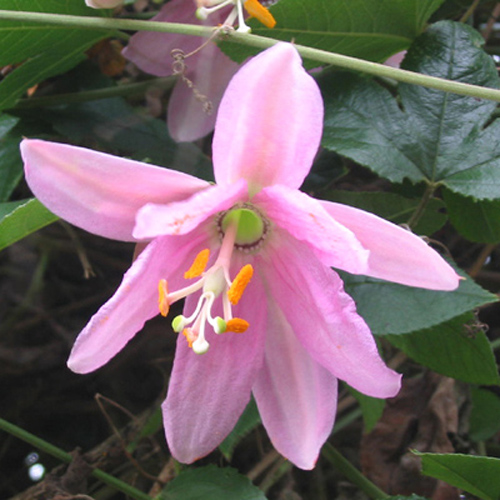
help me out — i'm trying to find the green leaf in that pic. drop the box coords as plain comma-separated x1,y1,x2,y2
0,1,103,65
339,265,497,335
222,0,444,65
219,398,261,460
386,313,500,385
40,63,213,180
0,113,18,136
158,465,267,500
469,387,500,442
323,190,447,236
320,21,500,199
0,1,111,110
321,70,423,183
416,452,500,500
398,22,498,182
0,198,59,251
0,113,21,201
0,136,22,202
347,387,385,432
444,189,500,243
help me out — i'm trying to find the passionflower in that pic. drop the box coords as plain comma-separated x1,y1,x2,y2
123,0,275,142
21,43,459,469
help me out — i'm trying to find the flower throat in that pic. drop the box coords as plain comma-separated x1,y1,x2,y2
157,205,267,354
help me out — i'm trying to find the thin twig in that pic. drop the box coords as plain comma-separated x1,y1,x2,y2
459,0,481,23
483,3,500,40
95,395,165,485
467,243,497,279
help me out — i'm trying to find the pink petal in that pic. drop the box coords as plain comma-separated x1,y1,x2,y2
252,288,337,470
163,265,266,463
384,51,406,68
21,139,209,241
262,232,401,398
168,45,240,142
254,185,369,274
133,178,247,239
122,0,206,77
212,43,323,191
67,230,208,374
320,200,460,290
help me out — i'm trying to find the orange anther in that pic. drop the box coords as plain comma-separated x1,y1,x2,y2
227,264,253,305
184,249,210,279
182,328,196,349
158,279,170,317
226,318,249,333
244,0,276,28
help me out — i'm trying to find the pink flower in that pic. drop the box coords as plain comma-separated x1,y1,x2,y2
122,0,275,142
21,43,459,469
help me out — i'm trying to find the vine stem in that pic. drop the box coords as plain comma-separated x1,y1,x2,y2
2,10,500,102
321,443,389,500
0,417,153,500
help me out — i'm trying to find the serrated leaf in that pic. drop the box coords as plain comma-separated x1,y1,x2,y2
0,198,59,251
398,22,498,179
444,189,500,243
386,312,500,385
219,398,261,460
469,387,500,442
320,21,500,200
158,465,267,500
222,0,444,65
320,70,423,183
323,190,446,235
416,452,500,500
0,1,111,110
339,264,497,335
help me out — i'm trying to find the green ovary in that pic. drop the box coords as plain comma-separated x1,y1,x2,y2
221,208,265,246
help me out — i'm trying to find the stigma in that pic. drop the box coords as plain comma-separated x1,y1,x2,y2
157,207,261,354
196,0,276,33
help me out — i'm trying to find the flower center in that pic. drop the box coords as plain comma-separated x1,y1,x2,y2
157,212,255,354
217,204,269,252
196,0,276,33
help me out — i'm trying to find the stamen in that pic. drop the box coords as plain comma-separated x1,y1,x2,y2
227,264,254,305
210,316,227,334
196,0,234,19
193,337,210,354
244,0,276,28
182,328,196,348
184,249,210,279
158,279,170,317
158,205,258,355
226,318,249,333
235,0,251,33
192,310,210,354
172,315,188,332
